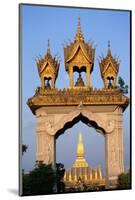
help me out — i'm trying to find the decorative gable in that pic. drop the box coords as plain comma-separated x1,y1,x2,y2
41,63,55,78
69,46,90,66
103,63,117,77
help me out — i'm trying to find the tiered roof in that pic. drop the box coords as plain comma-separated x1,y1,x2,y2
99,41,120,78
64,17,95,72
36,40,60,80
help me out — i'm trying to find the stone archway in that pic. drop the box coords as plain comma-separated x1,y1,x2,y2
35,106,124,187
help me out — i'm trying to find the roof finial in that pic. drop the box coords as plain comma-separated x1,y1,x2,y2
108,40,110,48
107,40,111,56
78,16,81,31
47,39,51,54
75,16,84,42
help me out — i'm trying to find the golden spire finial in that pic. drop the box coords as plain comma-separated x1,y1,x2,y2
107,40,111,56
108,40,110,48
78,16,81,31
47,39,51,54
75,16,84,42
77,131,85,158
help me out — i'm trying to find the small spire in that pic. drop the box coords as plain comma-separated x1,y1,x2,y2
107,40,111,56
47,39,51,54
108,40,110,48
78,16,81,31
75,16,84,42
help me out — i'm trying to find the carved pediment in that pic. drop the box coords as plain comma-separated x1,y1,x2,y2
40,62,55,78
67,44,90,64
103,63,117,76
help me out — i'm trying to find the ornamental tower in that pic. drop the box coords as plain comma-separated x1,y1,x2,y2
64,17,95,89
36,40,60,91
99,41,120,89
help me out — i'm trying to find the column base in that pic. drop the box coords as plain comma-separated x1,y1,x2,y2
105,176,118,189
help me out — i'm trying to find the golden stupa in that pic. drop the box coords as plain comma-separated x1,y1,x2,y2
63,131,105,190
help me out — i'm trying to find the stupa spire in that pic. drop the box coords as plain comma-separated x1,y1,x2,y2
77,131,85,158
79,131,83,143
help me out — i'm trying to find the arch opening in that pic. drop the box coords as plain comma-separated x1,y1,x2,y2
55,113,105,139
107,76,114,88
55,114,106,189
44,77,52,89
73,66,86,87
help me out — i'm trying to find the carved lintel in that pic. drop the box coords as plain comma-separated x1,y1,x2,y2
46,109,114,136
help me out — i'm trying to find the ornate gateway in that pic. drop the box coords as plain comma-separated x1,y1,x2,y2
27,17,129,188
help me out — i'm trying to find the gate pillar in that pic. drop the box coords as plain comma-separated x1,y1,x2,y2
36,108,55,165
105,107,124,188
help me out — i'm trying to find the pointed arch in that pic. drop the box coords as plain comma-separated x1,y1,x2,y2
49,109,115,138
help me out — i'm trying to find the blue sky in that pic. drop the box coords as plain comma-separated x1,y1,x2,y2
21,4,130,174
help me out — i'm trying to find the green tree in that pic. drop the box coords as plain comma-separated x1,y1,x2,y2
118,76,128,94
22,161,66,195
23,161,56,195
117,171,131,189
118,77,125,88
